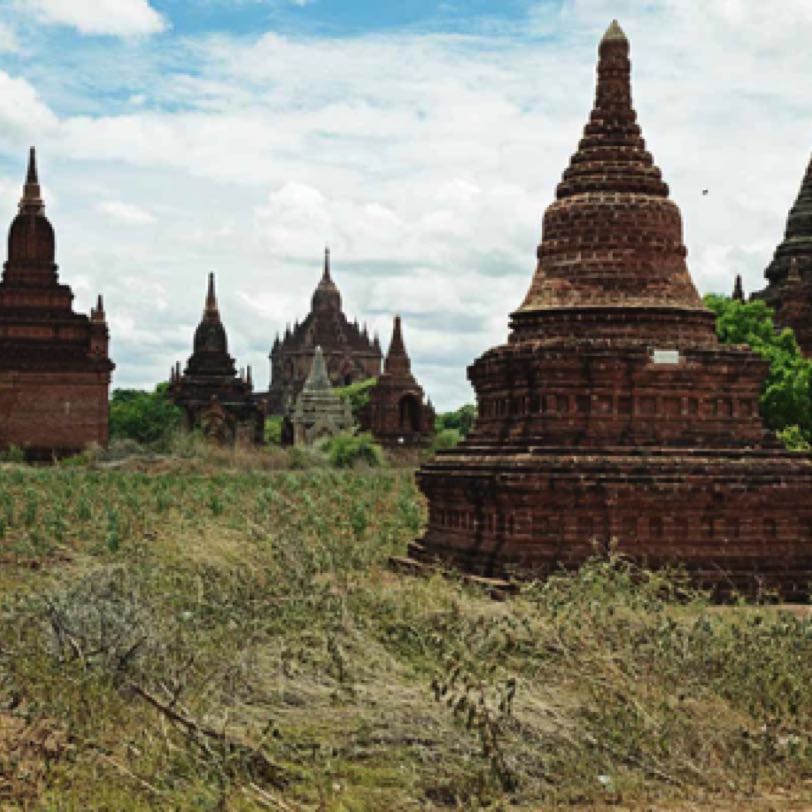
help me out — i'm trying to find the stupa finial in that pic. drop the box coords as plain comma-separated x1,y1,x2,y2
19,146,44,213
205,272,219,316
601,19,627,43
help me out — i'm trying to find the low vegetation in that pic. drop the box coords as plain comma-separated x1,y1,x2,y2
1,458,811,809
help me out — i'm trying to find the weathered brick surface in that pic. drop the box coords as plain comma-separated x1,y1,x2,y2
360,316,434,447
412,21,812,599
262,249,382,415
170,273,263,444
0,149,112,458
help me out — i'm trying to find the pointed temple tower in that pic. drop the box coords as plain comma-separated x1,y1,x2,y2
264,249,382,415
288,345,353,445
752,154,812,354
170,273,263,444
0,148,113,458
410,22,812,598
360,315,434,447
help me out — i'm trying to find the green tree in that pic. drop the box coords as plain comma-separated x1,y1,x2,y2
334,377,377,422
704,294,812,442
109,383,183,447
436,404,477,437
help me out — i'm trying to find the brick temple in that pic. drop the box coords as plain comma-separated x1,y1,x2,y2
0,148,113,458
410,22,812,598
170,273,263,444
360,315,434,447
752,154,812,354
263,249,382,415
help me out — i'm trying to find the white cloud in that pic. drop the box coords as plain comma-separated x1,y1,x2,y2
0,71,59,144
98,200,157,225
1,2,811,407
28,0,167,36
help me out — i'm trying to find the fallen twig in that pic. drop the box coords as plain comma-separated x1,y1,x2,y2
128,682,287,789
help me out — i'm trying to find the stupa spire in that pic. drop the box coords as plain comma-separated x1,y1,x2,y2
205,272,219,318
732,275,744,302
304,346,332,392
384,315,413,377
91,294,106,322
312,248,341,312
517,19,707,334
323,246,331,282
19,146,44,214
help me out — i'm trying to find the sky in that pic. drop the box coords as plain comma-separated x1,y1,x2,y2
0,0,809,410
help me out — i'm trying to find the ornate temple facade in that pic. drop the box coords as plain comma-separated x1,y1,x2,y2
264,249,382,415
170,273,263,444
752,155,812,354
359,316,434,447
0,148,113,458
286,346,353,445
410,22,812,598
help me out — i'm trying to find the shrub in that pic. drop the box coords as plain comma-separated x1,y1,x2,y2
323,432,383,468
431,428,462,452
0,445,25,463
264,415,284,446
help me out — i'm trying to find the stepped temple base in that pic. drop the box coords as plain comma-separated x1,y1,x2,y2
413,445,812,600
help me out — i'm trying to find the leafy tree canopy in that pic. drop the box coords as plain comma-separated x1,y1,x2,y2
436,404,477,437
109,383,183,447
334,377,377,422
704,294,812,444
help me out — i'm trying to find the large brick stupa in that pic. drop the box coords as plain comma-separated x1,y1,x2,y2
410,22,812,598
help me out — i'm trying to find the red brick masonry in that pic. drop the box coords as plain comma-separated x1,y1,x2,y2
0,149,112,458
411,21,812,599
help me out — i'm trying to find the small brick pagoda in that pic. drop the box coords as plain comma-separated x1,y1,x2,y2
360,315,434,447
0,148,113,458
286,345,353,445
264,249,382,415
170,273,263,444
410,22,812,598
752,154,812,354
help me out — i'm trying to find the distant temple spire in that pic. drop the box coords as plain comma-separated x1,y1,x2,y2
601,18,627,43
91,293,106,322
384,315,410,376
732,274,744,301
205,271,219,316
304,345,332,392
323,246,331,282
19,146,44,214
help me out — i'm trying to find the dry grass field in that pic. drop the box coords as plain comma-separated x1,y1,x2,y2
1,450,812,810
